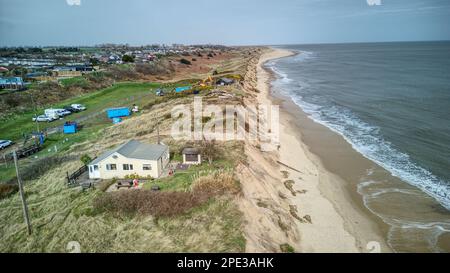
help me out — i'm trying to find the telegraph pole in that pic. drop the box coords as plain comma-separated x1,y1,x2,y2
13,151,32,235
157,122,160,145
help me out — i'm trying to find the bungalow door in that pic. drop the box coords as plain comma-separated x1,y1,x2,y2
89,165,100,179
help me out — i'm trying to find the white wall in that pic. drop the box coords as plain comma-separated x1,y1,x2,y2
89,150,169,179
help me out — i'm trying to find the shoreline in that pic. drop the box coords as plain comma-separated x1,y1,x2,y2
256,48,392,252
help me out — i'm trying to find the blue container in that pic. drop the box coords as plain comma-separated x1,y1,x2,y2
112,117,123,124
107,107,130,119
175,86,191,93
63,122,77,134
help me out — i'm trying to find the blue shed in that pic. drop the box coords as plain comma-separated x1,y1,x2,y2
63,122,78,134
107,107,130,119
175,86,191,93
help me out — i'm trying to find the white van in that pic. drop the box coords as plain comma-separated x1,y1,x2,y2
71,104,86,111
44,109,63,119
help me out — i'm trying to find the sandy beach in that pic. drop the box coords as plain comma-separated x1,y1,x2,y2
251,48,392,252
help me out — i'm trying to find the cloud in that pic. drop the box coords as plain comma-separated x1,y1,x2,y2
66,0,81,6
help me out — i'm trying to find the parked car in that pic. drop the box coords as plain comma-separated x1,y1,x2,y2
32,115,56,122
156,89,164,96
63,105,79,113
56,109,71,116
0,140,13,149
71,104,86,111
45,109,62,118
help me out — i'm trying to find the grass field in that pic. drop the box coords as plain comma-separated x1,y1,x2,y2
0,158,245,252
0,104,246,253
0,82,160,142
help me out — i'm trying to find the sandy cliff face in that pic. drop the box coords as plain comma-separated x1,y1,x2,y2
235,49,300,252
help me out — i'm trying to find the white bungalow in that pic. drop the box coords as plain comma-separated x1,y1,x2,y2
88,140,169,179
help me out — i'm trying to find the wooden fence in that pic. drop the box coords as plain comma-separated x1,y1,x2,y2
66,165,88,187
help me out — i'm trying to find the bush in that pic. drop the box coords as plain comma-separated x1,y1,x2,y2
93,190,202,217
80,154,92,165
0,184,18,200
122,54,135,63
191,172,240,201
93,171,240,218
108,66,139,80
20,155,75,181
179,58,192,65
135,60,174,75
280,243,295,253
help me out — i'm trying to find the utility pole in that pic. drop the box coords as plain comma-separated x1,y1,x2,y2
157,122,160,145
13,151,32,235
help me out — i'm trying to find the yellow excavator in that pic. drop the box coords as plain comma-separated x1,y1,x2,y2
199,75,214,87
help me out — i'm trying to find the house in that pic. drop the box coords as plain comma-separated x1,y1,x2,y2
0,77,25,90
182,147,202,165
52,66,82,78
88,140,170,180
216,77,234,86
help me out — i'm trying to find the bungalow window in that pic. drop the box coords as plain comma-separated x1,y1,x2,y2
123,164,133,171
106,164,117,171
143,164,152,170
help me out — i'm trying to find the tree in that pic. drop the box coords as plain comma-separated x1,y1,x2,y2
200,139,219,165
122,54,135,63
89,58,99,66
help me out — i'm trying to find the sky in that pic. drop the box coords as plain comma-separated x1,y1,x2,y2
1,0,450,46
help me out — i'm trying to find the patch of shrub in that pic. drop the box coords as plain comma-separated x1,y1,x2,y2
135,60,174,75
93,171,240,218
3,95,21,107
280,243,295,253
93,190,202,217
191,172,240,201
0,184,18,200
80,154,92,165
108,66,139,80
179,58,192,65
122,54,135,63
20,155,75,181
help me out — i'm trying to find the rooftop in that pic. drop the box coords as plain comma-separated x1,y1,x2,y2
182,147,200,155
90,140,168,165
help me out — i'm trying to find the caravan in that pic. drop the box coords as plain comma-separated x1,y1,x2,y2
45,108,71,118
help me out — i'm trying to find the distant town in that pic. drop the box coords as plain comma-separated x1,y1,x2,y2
0,44,229,91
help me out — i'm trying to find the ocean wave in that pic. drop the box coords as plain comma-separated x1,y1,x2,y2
269,53,450,210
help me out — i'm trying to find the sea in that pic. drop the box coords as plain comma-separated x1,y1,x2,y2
267,41,450,252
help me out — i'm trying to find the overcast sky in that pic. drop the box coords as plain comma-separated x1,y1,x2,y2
1,0,450,46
